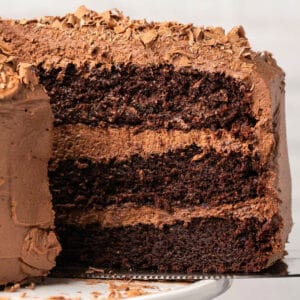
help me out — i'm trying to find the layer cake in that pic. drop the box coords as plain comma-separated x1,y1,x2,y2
0,6,292,283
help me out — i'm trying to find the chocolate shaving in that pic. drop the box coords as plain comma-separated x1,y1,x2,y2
139,29,158,46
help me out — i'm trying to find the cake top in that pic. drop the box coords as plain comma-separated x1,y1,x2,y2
0,5,282,81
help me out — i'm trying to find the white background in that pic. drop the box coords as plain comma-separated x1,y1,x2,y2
1,1,299,299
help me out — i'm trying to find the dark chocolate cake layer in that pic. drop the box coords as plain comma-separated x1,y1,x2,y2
39,64,256,139
49,145,266,211
55,215,281,273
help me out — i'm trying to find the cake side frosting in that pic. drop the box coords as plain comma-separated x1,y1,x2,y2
268,64,292,260
0,41,61,285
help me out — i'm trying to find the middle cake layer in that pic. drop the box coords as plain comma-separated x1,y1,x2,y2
49,142,266,212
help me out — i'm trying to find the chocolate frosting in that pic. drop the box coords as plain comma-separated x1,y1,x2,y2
51,126,254,165
0,41,61,285
0,6,292,281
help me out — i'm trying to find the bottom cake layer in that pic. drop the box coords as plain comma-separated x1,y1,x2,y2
55,215,282,273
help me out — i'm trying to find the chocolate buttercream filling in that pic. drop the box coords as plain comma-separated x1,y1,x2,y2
51,125,255,163
55,198,279,229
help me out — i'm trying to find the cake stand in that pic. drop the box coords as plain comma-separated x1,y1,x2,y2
0,277,232,300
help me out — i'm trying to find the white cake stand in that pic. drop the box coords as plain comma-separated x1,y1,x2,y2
0,277,232,300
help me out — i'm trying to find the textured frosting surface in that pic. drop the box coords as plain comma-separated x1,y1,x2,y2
0,41,61,285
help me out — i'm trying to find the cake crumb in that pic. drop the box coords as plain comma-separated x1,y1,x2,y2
20,292,27,298
47,297,78,300
106,280,154,299
114,281,132,291
4,283,20,292
108,282,118,290
46,297,81,300
91,291,102,298
128,281,158,290
107,290,122,300
85,279,103,285
125,288,147,297
25,282,35,290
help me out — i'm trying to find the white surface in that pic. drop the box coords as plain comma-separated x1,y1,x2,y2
0,0,299,299
0,278,231,300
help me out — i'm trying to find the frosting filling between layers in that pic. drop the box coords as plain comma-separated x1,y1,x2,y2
56,198,280,229
51,125,255,162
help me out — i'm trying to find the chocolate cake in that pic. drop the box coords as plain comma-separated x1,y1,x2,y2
0,42,61,285
0,6,292,284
